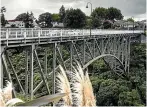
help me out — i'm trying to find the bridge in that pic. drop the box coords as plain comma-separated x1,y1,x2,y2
0,28,143,99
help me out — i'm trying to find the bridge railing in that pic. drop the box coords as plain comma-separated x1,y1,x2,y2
1,29,144,40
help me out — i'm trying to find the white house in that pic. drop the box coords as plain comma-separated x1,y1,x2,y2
52,22,64,28
5,20,25,28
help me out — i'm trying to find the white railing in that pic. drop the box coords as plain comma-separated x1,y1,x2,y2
1,29,144,41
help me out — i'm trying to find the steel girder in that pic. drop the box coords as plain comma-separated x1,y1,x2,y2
0,34,130,99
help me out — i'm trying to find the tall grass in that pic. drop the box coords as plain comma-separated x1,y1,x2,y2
56,62,96,106
55,65,72,106
0,81,23,106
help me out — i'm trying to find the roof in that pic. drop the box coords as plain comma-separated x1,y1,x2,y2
8,20,23,22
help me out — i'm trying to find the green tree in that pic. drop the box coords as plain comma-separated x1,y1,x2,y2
64,8,86,28
107,7,123,20
91,17,102,28
1,14,6,27
103,20,113,29
38,12,53,28
1,6,6,27
15,12,34,28
1,6,6,13
127,18,134,22
59,5,65,22
92,7,108,20
91,7,107,28
52,13,60,22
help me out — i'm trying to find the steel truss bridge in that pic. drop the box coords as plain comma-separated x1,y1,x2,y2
0,29,143,99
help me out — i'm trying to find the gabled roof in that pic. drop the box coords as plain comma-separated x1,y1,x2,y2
8,20,23,22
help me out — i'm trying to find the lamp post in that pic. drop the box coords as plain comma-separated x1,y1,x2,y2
86,2,92,36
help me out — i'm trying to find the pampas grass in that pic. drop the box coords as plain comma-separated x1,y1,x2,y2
56,62,96,106
55,65,72,106
0,81,24,107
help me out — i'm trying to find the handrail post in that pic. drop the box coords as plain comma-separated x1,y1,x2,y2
6,29,9,46
38,30,40,43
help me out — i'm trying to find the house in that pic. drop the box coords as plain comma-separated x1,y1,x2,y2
5,20,25,28
52,22,64,28
113,20,139,30
136,20,146,30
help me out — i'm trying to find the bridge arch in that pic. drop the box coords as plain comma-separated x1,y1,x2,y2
83,54,126,72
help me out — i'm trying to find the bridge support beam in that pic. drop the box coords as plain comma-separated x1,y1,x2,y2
70,41,73,71
25,49,29,97
52,43,57,94
0,46,4,88
30,44,35,100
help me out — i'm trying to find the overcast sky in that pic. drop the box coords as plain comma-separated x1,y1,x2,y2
1,0,146,21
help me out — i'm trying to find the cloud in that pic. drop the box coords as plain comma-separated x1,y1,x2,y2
1,0,146,20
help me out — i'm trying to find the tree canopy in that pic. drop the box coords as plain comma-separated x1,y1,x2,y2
15,12,34,28
64,8,86,28
1,14,6,27
107,7,123,20
1,6,7,27
91,7,123,28
92,7,108,20
38,12,53,28
127,18,134,22
52,13,60,22
59,5,65,23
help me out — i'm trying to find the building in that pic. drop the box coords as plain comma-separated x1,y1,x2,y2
113,20,139,30
52,22,64,28
5,20,25,28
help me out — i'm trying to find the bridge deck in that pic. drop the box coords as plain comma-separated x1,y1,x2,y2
1,29,143,46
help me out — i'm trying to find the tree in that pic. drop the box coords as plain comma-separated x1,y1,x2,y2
127,18,134,22
91,7,107,28
15,12,34,28
103,20,113,29
1,6,6,27
59,5,65,22
52,14,60,22
1,14,6,27
64,8,86,28
38,12,52,28
91,17,102,28
1,6,6,13
91,7,108,20
107,7,123,20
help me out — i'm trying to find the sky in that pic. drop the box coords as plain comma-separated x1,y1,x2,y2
1,0,146,21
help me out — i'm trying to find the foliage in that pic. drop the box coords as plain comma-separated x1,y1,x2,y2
59,5,66,23
107,7,123,20
91,7,123,28
118,90,143,106
1,14,6,27
52,13,60,22
127,18,134,22
38,12,53,28
89,43,146,106
1,6,6,13
103,20,113,29
92,7,108,20
64,8,86,28
15,12,34,28
1,6,6,27
91,17,102,28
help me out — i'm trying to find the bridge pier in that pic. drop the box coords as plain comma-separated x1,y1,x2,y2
52,43,57,94
30,44,35,100
25,49,29,97
0,46,4,88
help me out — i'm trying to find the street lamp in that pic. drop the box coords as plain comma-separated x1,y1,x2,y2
86,2,92,36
